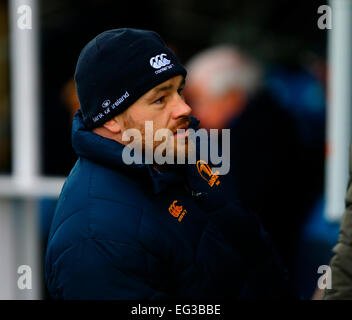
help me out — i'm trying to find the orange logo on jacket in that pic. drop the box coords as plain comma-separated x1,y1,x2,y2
169,200,187,222
196,160,220,187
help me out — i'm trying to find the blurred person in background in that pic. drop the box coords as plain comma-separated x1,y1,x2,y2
266,55,328,299
324,145,352,300
184,46,310,273
44,28,299,300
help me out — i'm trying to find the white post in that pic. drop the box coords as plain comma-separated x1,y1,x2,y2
9,0,40,190
0,202,16,299
7,0,42,300
325,0,352,221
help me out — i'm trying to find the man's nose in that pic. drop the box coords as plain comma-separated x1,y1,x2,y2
172,95,192,119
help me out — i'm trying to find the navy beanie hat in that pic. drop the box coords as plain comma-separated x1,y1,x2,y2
74,28,187,129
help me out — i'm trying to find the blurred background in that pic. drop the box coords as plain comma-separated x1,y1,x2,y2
0,0,349,299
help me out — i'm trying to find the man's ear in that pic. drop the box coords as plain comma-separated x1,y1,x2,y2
103,116,122,134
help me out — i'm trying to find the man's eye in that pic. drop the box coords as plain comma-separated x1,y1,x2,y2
154,96,165,104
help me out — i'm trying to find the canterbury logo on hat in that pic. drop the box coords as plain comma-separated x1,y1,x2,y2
150,53,171,69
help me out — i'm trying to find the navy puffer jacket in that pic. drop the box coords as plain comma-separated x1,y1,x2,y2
44,110,298,300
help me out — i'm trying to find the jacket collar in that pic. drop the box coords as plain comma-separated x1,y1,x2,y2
71,109,200,194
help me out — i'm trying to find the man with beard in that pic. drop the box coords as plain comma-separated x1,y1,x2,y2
44,28,298,300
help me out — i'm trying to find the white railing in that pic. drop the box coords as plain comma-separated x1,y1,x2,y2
325,0,352,222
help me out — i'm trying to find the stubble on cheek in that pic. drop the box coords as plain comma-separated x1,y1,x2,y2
123,115,195,163
123,114,145,147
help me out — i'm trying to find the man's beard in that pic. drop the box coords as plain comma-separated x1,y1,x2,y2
123,115,195,165
153,130,196,164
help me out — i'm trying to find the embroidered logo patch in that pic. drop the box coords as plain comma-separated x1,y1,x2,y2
150,53,171,69
168,200,187,222
196,160,220,187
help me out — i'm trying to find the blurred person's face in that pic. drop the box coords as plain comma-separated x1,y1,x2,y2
97,75,193,161
184,81,246,130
